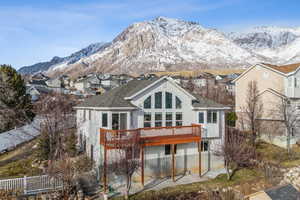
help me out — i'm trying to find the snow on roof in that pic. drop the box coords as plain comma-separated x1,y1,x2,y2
0,119,41,153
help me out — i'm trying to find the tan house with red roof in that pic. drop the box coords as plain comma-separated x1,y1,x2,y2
234,62,300,147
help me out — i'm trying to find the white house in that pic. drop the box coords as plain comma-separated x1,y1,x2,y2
74,76,229,188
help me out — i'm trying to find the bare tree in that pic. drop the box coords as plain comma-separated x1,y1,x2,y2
275,98,300,154
214,127,256,180
240,81,263,145
108,132,141,199
34,93,77,161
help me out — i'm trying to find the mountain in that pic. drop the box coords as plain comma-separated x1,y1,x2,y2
228,26,300,64
18,42,110,74
18,17,300,76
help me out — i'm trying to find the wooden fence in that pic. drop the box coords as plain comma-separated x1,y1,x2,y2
0,175,63,195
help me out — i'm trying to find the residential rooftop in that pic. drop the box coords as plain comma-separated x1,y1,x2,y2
76,77,225,108
263,62,300,74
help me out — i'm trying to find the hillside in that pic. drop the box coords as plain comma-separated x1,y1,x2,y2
18,17,300,77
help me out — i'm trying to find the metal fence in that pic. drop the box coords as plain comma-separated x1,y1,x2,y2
0,175,63,195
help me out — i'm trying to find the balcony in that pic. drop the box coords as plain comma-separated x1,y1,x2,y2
99,124,202,192
100,124,201,149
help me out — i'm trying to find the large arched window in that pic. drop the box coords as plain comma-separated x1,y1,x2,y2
144,96,151,109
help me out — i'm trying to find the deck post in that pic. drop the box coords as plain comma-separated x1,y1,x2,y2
141,145,145,187
197,141,201,177
171,144,175,182
103,128,108,194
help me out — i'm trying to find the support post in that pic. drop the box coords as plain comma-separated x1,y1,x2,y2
197,141,201,177
172,144,175,182
103,143,108,193
141,146,144,187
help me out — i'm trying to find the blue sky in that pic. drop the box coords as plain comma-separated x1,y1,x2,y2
1,0,300,69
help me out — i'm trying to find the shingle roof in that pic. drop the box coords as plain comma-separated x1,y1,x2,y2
263,62,300,74
76,78,159,108
265,184,300,200
76,77,226,108
191,93,225,108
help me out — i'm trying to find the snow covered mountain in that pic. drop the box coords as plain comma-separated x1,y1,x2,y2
18,42,110,74
229,26,300,64
18,17,300,76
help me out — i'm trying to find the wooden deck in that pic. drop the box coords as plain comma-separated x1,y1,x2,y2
99,124,202,193
100,124,201,148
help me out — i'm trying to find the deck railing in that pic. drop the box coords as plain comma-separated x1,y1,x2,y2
100,124,201,147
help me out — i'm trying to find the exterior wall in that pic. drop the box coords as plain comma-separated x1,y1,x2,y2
130,79,196,128
235,64,285,118
286,69,300,98
75,78,226,179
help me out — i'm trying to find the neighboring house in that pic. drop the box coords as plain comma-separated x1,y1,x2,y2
246,184,300,200
74,76,229,188
31,73,50,81
216,78,235,95
234,62,300,147
46,78,62,88
74,78,91,92
215,74,227,81
100,77,119,88
27,79,48,87
26,85,51,101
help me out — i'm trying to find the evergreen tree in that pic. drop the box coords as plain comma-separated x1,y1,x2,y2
0,64,34,132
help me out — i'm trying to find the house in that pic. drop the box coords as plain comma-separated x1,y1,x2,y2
234,62,300,147
246,184,300,200
74,77,91,92
26,85,51,101
74,76,229,190
46,77,62,88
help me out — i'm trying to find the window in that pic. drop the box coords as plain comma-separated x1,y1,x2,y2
90,145,94,161
201,141,209,152
79,131,83,147
198,112,204,123
89,110,91,120
144,112,151,127
112,113,119,130
83,136,86,152
165,144,177,155
166,112,173,127
176,96,182,109
155,92,162,108
175,112,182,126
155,112,162,127
102,113,108,127
165,92,173,109
144,96,151,109
83,110,86,121
207,111,217,124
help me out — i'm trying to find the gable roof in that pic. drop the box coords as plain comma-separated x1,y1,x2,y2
75,76,227,109
265,184,300,200
233,62,300,83
75,78,159,108
262,62,300,74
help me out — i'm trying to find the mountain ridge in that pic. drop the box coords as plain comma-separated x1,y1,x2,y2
18,17,300,76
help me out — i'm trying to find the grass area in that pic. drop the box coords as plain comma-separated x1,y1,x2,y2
113,168,263,200
0,140,42,179
256,141,300,168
